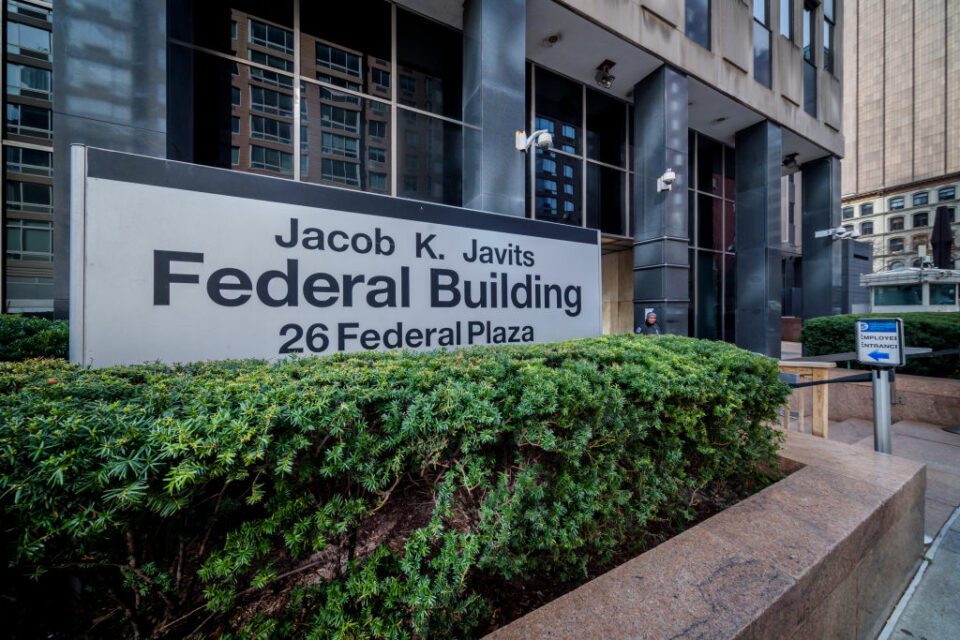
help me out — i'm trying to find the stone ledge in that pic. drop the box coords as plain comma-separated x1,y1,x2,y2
486,431,925,639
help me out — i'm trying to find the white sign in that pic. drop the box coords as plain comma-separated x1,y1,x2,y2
70,147,602,367
855,318,904,367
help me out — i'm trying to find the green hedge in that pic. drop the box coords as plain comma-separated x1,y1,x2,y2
801,312,960,379
0,335,787,638
0,315,68,361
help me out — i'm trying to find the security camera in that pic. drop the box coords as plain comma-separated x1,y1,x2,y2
515,129,554,153
534,131,553,149
657,168,677,192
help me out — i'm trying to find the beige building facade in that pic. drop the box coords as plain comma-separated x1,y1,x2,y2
841,0,960,271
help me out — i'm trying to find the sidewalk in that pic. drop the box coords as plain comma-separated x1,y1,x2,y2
884,508,960,640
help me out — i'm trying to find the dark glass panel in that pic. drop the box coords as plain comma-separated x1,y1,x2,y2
586,89,626,166
535,68,581,156
586,164,625,235
803,60,817,116
397,9,462,118
724,200,736,252
685,0,711,50
696,135,722,196
301,1,391,101
723,144,735,200
397,109,462,206
696,251,721,340
535,149,581,226
723,254,736,342
697,193,723,250
169,0,293,55
753,24,771,87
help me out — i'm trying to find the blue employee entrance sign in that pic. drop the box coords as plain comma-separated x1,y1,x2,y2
855,318,905,367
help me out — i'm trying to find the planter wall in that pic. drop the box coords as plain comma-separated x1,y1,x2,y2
488,430,925,640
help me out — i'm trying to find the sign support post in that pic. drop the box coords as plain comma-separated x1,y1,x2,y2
872,368,893,454
856,318,905,455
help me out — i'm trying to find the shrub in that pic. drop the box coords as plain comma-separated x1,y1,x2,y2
801,312,960,378
0,315,68,361
0,335,787,638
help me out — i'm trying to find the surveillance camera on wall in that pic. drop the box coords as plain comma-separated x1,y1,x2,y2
657,168,677,192
515,129,553,152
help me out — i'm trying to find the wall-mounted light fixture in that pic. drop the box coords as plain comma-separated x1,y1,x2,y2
595,59,616,89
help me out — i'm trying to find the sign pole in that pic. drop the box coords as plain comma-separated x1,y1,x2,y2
872,367,893,454
856,318,904,455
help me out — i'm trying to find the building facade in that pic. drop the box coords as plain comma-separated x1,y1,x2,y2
2,0,54,314
34,0,846,358
841,0,960,272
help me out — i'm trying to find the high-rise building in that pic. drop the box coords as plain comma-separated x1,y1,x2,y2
2,0,55,314
841,0,960,272
22,0,852,357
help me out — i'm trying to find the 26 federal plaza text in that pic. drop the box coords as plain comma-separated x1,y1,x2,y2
151,217,586,354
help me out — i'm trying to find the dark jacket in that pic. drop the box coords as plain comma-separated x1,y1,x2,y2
635,312,662,335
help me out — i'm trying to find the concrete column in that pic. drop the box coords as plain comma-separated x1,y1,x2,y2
631,66,690,335
735,121,783,357
801,155,843,319
52,1,168,318
462,0,526,216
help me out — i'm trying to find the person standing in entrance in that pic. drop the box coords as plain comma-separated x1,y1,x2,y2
635,311,662,335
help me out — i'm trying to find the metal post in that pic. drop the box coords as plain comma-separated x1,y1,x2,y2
872,368,893,454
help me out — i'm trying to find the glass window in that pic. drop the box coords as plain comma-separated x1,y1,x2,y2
696,135,723,196
231,146,239,165
300,0,391,97
913,212,928,227
860,202,874,216
802,2,815,62
696,252,722,339
586,164,625,235
5,146,51,176
250,145,293,175
888,260,905,270
397,109,462,206
5,219,52,261
6,21,51,61
320,158,360,186
823,20,835,74
912,191,929,206
874,285,921,306
535,68,581,156
697,193,724,250
249,18,294,54
396,10,462,118
249,50,294,87
889,217,904,231
889,196,904,210
7,0,51,22
321,132,359,158
368,147,386,163
860,221,874,235
6,63,52,99
231,86,241,106
780,0,794,38
369,172,387,192
316,44,361,78
930,284,957,306
250,115,292,143
938,186,956,201
251,86,293,116
686,0,711,50
586,89,626,166
6,180,52,212
754,22,772,87
803,59,817,117
842,206,854,219
889,237,904,252
753,0,768,23
911,235,928,250
5,103,51,138
231,116,240,134
6,276,53,299
536,150,580,225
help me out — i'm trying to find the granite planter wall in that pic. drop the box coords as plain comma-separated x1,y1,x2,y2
488,430,925,640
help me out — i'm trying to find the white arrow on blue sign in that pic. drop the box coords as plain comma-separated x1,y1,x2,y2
855,318,905,367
